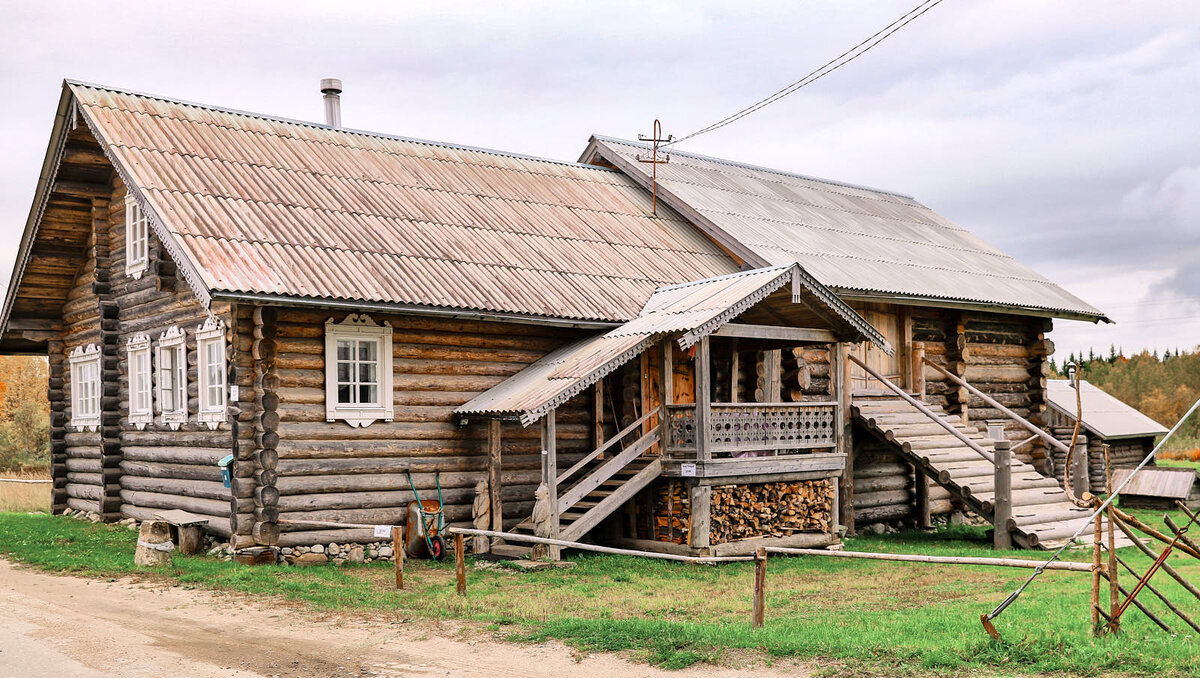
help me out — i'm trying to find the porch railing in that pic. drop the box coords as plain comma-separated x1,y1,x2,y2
665,402,837,457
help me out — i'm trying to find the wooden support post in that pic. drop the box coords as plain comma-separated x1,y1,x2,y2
766,350,781,401
695,336,711,462
488,420,503,542
899,306,912,390
833,343,855,535
911,343,926,401
593,381,604,454
992,440,1012,550
455,532,466,596
659,339,673,457
392,526,404,589
730,339,740,403
688,484,711,550
1071,438,1089,500
542,411,560,561
1092,506,1103,636
752,546,768,628
914,469,932,529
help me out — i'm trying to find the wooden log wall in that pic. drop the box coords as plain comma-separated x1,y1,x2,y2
262,309,592,546
915,308,1053,471
853,435,953,524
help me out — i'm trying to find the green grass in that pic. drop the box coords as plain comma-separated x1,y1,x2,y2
2,513,1199,676
1159,458,1200,471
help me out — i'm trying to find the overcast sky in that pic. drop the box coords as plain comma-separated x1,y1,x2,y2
2,1,1197,361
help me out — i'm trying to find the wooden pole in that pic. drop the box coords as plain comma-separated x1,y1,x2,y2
833,343,855,535
1092,507,1103,635
730,339,739,403
752,546,768,628
449,527,751,563
1098,569,1173,633
993,440,1012,550
1112,551,1199,634
392,526,404,589
912,343,926,401
488,420,503,544
455,532,466,596
593,381,604,455
695,336,711,462
542,411,560,561
659,339,673,457
765,545,1094,571
1106,451,1119,635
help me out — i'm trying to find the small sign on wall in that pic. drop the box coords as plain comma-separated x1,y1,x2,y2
374,524,394,539
680,462,697,477
229,385,239,401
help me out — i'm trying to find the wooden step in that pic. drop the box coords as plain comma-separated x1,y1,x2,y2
490,543,533,559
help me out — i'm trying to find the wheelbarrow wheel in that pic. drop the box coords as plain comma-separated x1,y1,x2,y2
428,534,446,561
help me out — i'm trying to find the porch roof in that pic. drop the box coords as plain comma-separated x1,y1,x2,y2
456,264,889,426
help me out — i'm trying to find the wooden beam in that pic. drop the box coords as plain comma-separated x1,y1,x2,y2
695,336,711,462
834,343,855,535
487,420,503,543
593,381,604,452
658,338,673,457
542,411,560,560
730,339,740,403
53,180,110,199
712,323,837,344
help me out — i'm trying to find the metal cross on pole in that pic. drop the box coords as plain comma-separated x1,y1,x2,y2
637,119,672,215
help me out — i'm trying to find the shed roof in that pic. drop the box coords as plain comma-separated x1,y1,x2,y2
1111,467,1196,500
1046,379,1169,440
5,82,740,329
582,136,1108,322
456,264,886,425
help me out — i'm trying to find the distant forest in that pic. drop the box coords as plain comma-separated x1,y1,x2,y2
1049,346,1200,445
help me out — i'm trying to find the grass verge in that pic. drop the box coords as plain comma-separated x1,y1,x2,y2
1,512,1199,676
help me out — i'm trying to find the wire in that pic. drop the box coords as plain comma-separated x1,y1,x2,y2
665,0,949,148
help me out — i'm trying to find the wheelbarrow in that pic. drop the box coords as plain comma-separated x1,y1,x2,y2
404,470,446,560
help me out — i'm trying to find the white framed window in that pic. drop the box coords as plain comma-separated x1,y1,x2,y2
196,317,227,429
127,334,153,429
125,197,149,279
156,325,188,429
69,344,102,431
324,314,393,427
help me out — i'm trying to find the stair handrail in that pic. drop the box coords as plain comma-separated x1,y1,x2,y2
848,354,995,464
921,357,1069,455
557,409,654,486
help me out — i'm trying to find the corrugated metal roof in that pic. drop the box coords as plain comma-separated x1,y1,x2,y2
68,83,739,322
1112,467,1196,500
1047,379,1169,440
585,136,1108,322
456,264,885,425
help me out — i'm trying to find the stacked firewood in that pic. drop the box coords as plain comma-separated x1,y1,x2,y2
710,479,832,544
652,481,690,544
782,347,832,400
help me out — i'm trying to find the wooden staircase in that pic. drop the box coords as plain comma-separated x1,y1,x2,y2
853,394,1133,550
493,423,663,559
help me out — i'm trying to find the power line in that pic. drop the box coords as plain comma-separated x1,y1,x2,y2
665,0,948,148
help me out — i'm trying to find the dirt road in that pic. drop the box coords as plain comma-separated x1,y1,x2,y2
0,559,808,677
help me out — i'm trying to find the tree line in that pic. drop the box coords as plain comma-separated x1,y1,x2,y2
1049,346,1200,443
0,356,49,471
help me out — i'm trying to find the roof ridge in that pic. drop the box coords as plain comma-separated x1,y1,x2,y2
651,264,792,294
65,79,622,174
591,134,916,200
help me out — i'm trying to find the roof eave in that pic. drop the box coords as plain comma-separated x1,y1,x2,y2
210,291,622,330
835,290,1111,324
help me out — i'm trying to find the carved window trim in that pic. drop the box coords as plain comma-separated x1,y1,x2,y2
125,197,149,279
324,314,393,428
126,334,153,429
196,317,227,430
69,344,102,431
156,326,188,430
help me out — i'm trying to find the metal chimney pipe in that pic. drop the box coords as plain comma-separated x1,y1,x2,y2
320,78,342,127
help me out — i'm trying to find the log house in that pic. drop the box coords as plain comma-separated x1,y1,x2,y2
1,81,1114,555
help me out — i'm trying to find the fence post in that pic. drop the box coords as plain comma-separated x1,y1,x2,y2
1071,436,1090,498
455,532,467,596
392,526,404,589
752,546,768,628
993,440,1012,550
